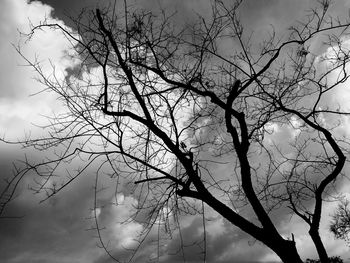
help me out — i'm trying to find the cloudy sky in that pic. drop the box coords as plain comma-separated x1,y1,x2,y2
1,0,350,263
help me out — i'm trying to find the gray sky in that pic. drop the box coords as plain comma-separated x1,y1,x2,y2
1,0,350,262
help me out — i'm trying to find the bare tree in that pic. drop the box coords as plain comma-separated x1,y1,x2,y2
3,0,350,262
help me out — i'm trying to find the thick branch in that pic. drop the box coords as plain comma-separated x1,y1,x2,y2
278,104,346,231
225,80,281,236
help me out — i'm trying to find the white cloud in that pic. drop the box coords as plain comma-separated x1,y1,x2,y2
0,0,79,139
109,195,144,249
205,217,226,238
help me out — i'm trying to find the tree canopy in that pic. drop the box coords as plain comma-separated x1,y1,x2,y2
2,0,350,262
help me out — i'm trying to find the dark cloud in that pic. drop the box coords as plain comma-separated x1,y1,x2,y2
32,0,309,34
0,154,98,262
32,0,350,39
30,0,102,24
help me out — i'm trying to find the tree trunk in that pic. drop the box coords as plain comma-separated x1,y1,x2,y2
268,239,304,263
309,229,329,263
200,190,305,263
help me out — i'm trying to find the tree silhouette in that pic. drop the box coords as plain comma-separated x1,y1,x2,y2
2,0,350,262
306,256,344,263
330,199,350,244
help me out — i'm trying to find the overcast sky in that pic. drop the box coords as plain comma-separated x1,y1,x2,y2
1,0,350,263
